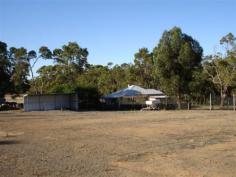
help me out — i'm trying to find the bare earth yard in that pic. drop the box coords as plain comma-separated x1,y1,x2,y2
0,110,236,177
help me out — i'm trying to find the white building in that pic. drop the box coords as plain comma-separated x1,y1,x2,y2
24,93,79,111
101,85,168,109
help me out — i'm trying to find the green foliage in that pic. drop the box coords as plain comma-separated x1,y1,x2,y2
75,86,101,109
204,57,236,106
133,48,157,88
1,29,236,110
153,27,203,107
52,42,88,71
203,33,236,107
189,67,216,103
76,64,129,95
39,46,52,59
0,41,11,97
9,47,31,93
0,104,11,111
48,84,76,94
28,42,89,94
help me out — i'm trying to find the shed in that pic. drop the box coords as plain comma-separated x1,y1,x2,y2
24,93,79,111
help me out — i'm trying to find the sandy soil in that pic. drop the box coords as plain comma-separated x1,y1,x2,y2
0,110,236,177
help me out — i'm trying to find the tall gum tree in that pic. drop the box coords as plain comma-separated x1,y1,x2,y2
0,41,11,97
30,42,89,94
133,48,156,88
153,27,203,109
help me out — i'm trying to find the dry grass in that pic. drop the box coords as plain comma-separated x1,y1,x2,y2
0,110,236,177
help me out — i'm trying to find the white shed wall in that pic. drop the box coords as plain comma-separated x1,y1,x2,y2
24,94,79,111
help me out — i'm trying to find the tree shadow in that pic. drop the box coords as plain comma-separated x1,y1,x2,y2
0,140,20,145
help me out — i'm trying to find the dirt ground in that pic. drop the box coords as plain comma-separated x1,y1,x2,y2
0,110,236,177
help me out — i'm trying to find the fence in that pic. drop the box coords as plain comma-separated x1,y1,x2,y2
188,94,236,110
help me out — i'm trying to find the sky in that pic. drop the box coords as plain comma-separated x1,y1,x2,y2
1,0,236,72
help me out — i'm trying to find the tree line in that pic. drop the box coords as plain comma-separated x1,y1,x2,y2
1,27,236,108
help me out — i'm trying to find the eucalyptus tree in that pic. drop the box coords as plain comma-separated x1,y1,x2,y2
0,41,11,97
204,33,236,107
29,42,89,94
189,67,216,104
8,47,30,93
133,48,155,88
52,42,89,71
153,27,203,108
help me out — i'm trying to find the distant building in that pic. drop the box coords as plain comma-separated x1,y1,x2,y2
24,93,79,111
5,94,24,103
4,94,24,109
101,85,168,109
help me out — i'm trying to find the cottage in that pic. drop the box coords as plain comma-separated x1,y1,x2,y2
4,94,24,109
101,85,168,109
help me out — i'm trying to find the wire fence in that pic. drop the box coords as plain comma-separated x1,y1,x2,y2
185,94,236,110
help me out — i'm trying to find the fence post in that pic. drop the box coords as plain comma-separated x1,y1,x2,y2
209,93,212,111
233,93,235,111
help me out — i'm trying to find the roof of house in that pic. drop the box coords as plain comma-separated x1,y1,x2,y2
103,85,165,98
4,94,24,104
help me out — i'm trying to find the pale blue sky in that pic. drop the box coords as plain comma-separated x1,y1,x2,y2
1,0,236,71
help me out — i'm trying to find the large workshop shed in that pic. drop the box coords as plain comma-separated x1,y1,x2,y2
24,93,79,111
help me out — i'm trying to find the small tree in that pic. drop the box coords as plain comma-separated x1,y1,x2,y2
204,33,236,107
204,57,236,107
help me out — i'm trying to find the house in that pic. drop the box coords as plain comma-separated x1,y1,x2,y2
24,93,79,111
4,94,24,109
101,85,168,109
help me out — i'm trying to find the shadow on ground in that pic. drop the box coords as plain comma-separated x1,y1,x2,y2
0,140,20,145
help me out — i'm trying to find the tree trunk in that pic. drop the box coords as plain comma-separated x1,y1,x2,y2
220,87,227,108
29,65,37,94
40,80,44,94
220,95,226,108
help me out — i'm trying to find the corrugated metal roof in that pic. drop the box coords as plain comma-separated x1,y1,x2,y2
104,85,165,98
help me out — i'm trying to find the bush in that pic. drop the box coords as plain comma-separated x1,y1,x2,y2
49,84,76,94
0,104,10,111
